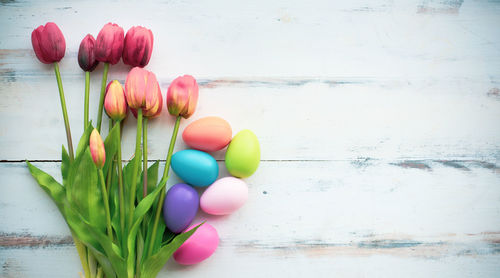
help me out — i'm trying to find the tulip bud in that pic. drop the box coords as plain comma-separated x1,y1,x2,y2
89,129,106,169
104,80,128,121
95,23,124,65
131,88,163,118
124,67,160,111
123,26,154,68
166,75,199,119
31,22,66,64
78,34,99,72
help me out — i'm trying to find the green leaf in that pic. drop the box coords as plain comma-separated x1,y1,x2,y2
140,223,203,278
61,145,70,186
123,156,141,215
137,160,159,203
76,122,94,161
103,122,120,176
70,148,106,232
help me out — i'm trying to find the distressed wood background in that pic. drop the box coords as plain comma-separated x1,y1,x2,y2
1,0,500,277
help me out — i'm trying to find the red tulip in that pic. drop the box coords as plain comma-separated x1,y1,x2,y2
104,80,128,121
78,34,99,72
123,26,154,68
95,23,124,65
89,129,106,169
31,22,66,64
166,75,199,119
124,67,160,111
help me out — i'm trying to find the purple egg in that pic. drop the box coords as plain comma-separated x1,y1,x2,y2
163,183,199,233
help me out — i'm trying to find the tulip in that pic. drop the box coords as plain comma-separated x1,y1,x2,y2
31,22,74,161
104,80,128,121
130,89,163,118
89,129,106,169
123,26,154,68
166,75,199,119
31,22,66,64
95,23,124,65
95,23,124,132
124,67,160,110
78,34,99,72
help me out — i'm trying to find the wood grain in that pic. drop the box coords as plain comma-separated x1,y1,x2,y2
1,0,500,277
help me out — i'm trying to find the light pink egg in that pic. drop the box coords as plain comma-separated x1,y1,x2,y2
200,177,248,215
182,116,232,152
173,223,219,265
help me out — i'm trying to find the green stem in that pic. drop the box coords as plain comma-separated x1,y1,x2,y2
146,116,181,257
98,168,113,241
72,232,91,278
143,118,148,198
84,71,90,130
128,109,143,228
96,62,109,132
106,119,115,192
54,63,74,161
116,121,126,252
96,267,103,278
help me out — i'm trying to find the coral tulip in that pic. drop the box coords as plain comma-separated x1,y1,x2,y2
124,67,160,111
95,23,124,65
78,34,99,72
31,22,66,64
123,26,154,68
104,80,128,121
166,75,199,119
89,129,106,169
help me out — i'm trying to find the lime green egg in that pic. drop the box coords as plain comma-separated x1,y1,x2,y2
225,129,260,178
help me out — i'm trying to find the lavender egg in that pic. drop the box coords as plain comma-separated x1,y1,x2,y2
163,183,199,233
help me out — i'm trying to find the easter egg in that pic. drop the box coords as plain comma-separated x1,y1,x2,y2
183,116,232,152
200,177,248,215
171,150,219,187
163,183,199,233
225,129,260,178
173,223,219,265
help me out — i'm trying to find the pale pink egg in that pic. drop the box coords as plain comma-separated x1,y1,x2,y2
200,177,248,215
182,116,232,152
173,223,219,265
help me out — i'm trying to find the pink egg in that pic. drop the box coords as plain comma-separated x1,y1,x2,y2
182,116,232,152
173,223,219,265
200,177,248,215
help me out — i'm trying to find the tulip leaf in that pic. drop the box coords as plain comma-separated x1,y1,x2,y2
76,122,94,161
61,145,70,186
103,122,120,176
126,181,167,276
70,147,106,232
137,160,159,203
123,156,142,215
140,223,202,278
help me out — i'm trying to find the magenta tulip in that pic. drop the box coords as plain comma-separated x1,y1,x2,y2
95,23,124,65
31,22,66,64
123,26,154,68
166,75,199,119
78,34,99,72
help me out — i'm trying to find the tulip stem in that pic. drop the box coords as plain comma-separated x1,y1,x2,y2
54,63,74,161
96,62,109,132
84,71,90,130
146,116,181,258
106,119,115,192
116,121,126,253
142,118,148,198
128,109,143,228
98,168,113,241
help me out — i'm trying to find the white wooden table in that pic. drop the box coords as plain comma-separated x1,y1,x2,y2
1,0,500,277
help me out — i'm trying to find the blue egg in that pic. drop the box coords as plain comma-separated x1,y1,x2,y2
171,149,219,187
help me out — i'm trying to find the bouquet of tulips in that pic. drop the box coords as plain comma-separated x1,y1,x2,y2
27,22,203,278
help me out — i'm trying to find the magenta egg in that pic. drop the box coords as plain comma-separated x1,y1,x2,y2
173,223,219,265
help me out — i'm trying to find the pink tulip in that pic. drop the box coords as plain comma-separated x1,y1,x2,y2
31,22,66,64
95,23,124,65
166,75,199,119
104,80,128,121
131,88,163,118
124,67,160,111
122,26,154,68
78,34,99,72
89,129,106,169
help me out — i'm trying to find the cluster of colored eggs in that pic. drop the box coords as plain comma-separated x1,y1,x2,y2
163,116,260,265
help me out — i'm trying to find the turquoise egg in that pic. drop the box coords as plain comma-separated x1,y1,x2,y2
171,150,219,187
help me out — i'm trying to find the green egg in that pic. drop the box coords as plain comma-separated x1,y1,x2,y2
225,129,260,178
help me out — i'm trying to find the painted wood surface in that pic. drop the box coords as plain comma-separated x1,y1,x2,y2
1,0,500,277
